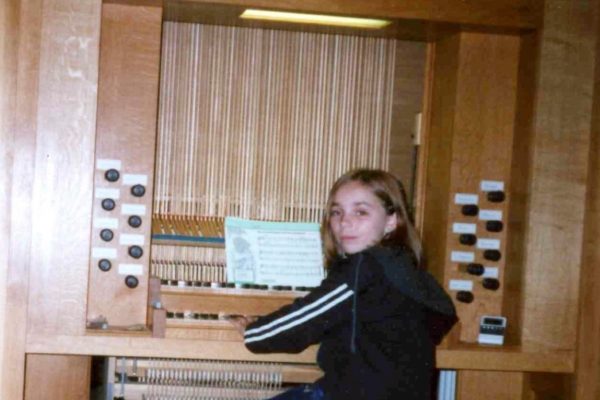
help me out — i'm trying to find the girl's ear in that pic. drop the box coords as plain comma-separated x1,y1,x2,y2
384,213,399,234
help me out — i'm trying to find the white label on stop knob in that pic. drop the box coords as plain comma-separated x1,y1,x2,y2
449,279,473,291
477,238,501,250
451,251,475,262
123,174,148,185
119,234,145,246
121,204,146,216
119,263,143,276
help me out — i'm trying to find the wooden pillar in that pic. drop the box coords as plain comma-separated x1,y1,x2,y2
0,0,23,397
521,0,599,354
575,0,600,397
25,0,101,337
16,0,102,398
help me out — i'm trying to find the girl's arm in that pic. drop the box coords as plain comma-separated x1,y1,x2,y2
243,253,377,354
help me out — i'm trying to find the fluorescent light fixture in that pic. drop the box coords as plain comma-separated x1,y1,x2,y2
240,9,391,29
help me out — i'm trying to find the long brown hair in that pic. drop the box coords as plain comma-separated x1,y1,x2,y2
321,169,422,266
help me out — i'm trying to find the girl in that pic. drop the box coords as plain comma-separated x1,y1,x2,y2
231,169,457,400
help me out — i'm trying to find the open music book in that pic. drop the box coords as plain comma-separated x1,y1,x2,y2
225,217,325,287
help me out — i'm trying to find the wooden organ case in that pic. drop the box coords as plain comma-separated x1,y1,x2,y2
89,2,427,397
11,0,596,399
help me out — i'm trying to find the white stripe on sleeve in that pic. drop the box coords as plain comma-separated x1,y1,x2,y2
245,288,354,344
245,284,351,337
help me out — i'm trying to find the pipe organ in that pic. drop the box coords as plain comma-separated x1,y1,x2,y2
87,3,425,397
10,0,592,399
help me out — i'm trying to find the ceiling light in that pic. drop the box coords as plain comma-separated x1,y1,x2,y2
240,9,391,29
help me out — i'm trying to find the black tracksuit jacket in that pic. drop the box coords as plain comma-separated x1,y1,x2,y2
244,246,457,400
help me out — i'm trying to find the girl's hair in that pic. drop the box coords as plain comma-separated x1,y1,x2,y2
321,169,423,266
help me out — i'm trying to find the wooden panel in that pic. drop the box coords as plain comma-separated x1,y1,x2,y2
24,355,91,400
420,33,459,282
0,0,22,397
447,32,520,343
161,287,301,315
87,3,162,327
26,333,575,372
502,30,538,349
26,0,101,336
165,322,243,341
413,44,434,232
163,0,541,30
457,370,531,400
575,0,600,397
107,0,162,5
388,41,427,202
528,372,572,399
0,0,18,380
436,345,573,373
424,32,520,343
163,2,440,42
3,0,44,398
521,0,598,352
27,334,319,363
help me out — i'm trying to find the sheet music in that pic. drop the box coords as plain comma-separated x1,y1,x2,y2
225,217,324,286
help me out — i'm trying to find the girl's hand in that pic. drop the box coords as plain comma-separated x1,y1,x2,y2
228,315,258,337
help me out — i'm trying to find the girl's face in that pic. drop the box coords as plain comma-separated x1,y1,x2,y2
329,181,398,255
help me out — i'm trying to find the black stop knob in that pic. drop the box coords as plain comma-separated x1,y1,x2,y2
101,198,116,211
487,191,506,203
466,263,484,276
98,259,111,272
128,215,142,228
128,245,143,259
104,169,120,182
459,234,477,246
482,278,500,290
486,220,504,232
100,229,114,242
483,249,502,261
125,275,139,289
461,204,479,216
131,184,146,197
456,291,474,303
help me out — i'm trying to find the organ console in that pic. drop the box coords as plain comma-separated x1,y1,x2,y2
83,4,419,396
5,0,593,399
